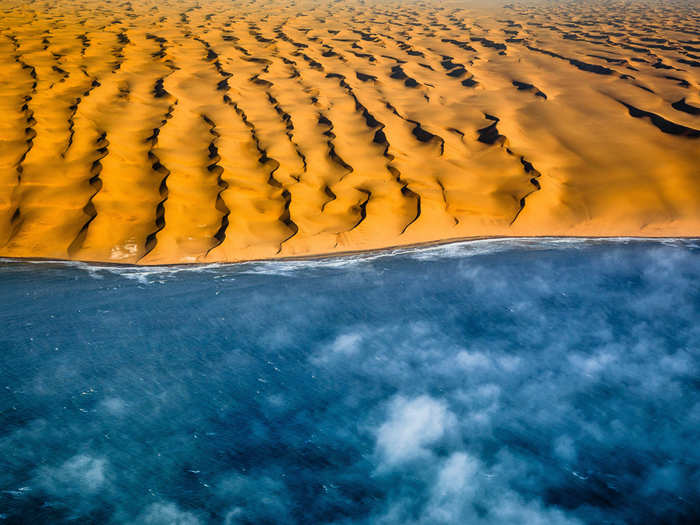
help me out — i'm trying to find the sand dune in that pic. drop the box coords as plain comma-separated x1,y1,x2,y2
0,0,698,264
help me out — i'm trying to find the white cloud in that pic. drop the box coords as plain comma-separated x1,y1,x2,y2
487,493,582,525
455,350,491,370
569,349,616,377
133,502,201,525
35,454,107,496
553,435,577,463
376,395,456,466
432,452,480,502
311,332,364,364
328,333,364,357
100,397,127,416
377,450,584,525
215,471,291,523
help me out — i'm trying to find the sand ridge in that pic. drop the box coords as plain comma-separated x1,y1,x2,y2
0,0,698,264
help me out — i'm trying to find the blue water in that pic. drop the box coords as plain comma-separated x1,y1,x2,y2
1,239,698,524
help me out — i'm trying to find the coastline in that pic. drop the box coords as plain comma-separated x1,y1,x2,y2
2,235,698,269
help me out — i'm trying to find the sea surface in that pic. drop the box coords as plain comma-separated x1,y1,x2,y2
1,239,698,524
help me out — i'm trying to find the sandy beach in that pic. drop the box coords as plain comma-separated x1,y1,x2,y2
0,0,698,264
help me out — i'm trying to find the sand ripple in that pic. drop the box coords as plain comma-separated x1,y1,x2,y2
0,0,698,264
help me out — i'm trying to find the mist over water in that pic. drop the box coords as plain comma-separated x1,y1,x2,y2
1,240,698,524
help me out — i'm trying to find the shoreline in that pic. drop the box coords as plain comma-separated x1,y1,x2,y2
1,235,698,269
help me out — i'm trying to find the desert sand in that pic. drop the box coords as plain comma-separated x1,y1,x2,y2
0,0,698,264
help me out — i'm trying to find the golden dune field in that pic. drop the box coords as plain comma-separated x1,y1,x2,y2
0,0,698,264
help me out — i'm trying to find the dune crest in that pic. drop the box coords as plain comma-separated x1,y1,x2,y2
0,0,698,264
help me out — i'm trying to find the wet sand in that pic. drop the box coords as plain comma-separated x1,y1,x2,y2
0,0,698,264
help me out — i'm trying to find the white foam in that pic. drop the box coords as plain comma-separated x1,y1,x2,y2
1,237,696,283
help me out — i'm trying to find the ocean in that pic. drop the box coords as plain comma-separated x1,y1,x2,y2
1,239,698,524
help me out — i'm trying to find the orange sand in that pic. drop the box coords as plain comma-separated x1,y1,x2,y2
0,0,698,264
